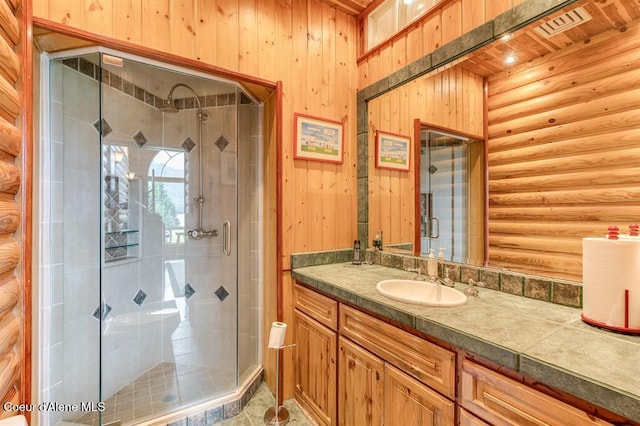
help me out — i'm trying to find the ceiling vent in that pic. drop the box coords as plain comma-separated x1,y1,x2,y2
534,6,592,38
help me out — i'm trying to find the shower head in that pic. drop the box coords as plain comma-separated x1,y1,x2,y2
159,83,203,113
159,97,179,113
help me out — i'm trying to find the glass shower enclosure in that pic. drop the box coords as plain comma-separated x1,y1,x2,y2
38,48,262,425
420,129,470,262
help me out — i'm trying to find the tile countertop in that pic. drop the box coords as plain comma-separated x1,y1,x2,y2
291,262,640,423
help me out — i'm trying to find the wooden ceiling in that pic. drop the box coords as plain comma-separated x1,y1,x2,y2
459,0,640,77
326,0,378,16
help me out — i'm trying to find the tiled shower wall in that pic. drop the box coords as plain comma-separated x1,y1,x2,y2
40,55,262,424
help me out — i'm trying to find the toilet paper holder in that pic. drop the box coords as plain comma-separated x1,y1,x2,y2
264,322,296,426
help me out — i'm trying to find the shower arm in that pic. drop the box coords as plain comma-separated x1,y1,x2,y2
164,84,216,240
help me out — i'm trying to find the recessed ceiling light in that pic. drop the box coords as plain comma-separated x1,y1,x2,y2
501,33,513,42
504,55,517,65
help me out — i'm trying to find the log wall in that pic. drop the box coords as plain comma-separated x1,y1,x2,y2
0,0,24,418
357,0,524,89
487,23,640,280
367,65,484,246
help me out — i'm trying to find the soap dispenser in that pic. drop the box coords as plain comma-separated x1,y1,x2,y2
427,248,437,278
352,240,362,265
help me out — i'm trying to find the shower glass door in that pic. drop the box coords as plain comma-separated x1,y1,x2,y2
43,48,260,426
420,129,469,262
98,53,240,422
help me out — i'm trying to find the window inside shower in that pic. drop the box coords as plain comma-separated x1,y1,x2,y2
38,49,263,425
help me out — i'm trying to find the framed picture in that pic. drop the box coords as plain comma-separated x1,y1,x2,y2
294,113,344,163
375,130,411,171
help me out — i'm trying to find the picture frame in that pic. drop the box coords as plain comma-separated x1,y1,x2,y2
294,113,344,164
375,130,411,171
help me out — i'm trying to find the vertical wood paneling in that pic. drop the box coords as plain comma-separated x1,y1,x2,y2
367,67,483,247
195,0,217,64
441,0,462,46
113,0,142,43
215,0,240,71
171,0,196,59
141,0,171,52
82,0,113,39
238,0,258,73
487,25,640,280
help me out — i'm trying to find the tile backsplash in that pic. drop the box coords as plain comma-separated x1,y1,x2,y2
291,248,583,308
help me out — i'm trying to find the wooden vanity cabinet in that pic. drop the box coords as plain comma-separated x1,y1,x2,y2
461,360,612,426
294,285,338,426
294,282,623,426
338,304,455,426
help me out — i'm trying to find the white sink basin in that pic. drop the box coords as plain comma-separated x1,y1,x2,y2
376,279,467,307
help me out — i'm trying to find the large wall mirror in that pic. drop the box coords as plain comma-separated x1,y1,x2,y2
364,0,640,281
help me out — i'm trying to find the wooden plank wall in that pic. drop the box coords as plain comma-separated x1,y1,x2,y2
33,0,358,399
0,0,23,417
367,66,484,246
487,23,640,281
357,0,524,89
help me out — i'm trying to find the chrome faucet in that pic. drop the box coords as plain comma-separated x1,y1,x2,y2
406,267,427,281
465,278,485,296
434,268,455,287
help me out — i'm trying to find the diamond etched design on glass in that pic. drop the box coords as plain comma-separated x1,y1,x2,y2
215,135,230,152
182,137,196,152
132,130,148,148
92,118,113,137
133,289,147,306
429,164,438,174
92,303,112,320
215,285,230,301
184,283,196,299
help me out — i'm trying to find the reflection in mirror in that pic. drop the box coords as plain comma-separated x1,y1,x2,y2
416,124,484,265
364,0,640,280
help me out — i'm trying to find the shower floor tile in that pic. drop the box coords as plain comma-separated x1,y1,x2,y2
72,365,312,425
73,362,236,425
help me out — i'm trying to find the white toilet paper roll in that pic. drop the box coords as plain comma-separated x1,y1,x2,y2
268,321,287,349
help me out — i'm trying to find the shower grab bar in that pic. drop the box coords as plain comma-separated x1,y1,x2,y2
223,221,231,256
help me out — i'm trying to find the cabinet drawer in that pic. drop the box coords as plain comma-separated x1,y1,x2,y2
461,360,612,426
339,305,455,399
294,283,338,331
459,408,490,426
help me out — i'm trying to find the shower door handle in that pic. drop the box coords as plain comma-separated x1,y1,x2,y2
223,221,231,256
429,216,440,239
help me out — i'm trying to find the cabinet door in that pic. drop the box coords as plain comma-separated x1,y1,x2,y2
294,310,337,426
384,364,454,426
338,337,384,426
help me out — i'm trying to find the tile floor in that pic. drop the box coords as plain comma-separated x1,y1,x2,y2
72,362,311,426
75,362,236,425
214,384,312,426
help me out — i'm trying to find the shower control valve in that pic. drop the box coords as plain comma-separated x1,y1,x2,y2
187,228,219,239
